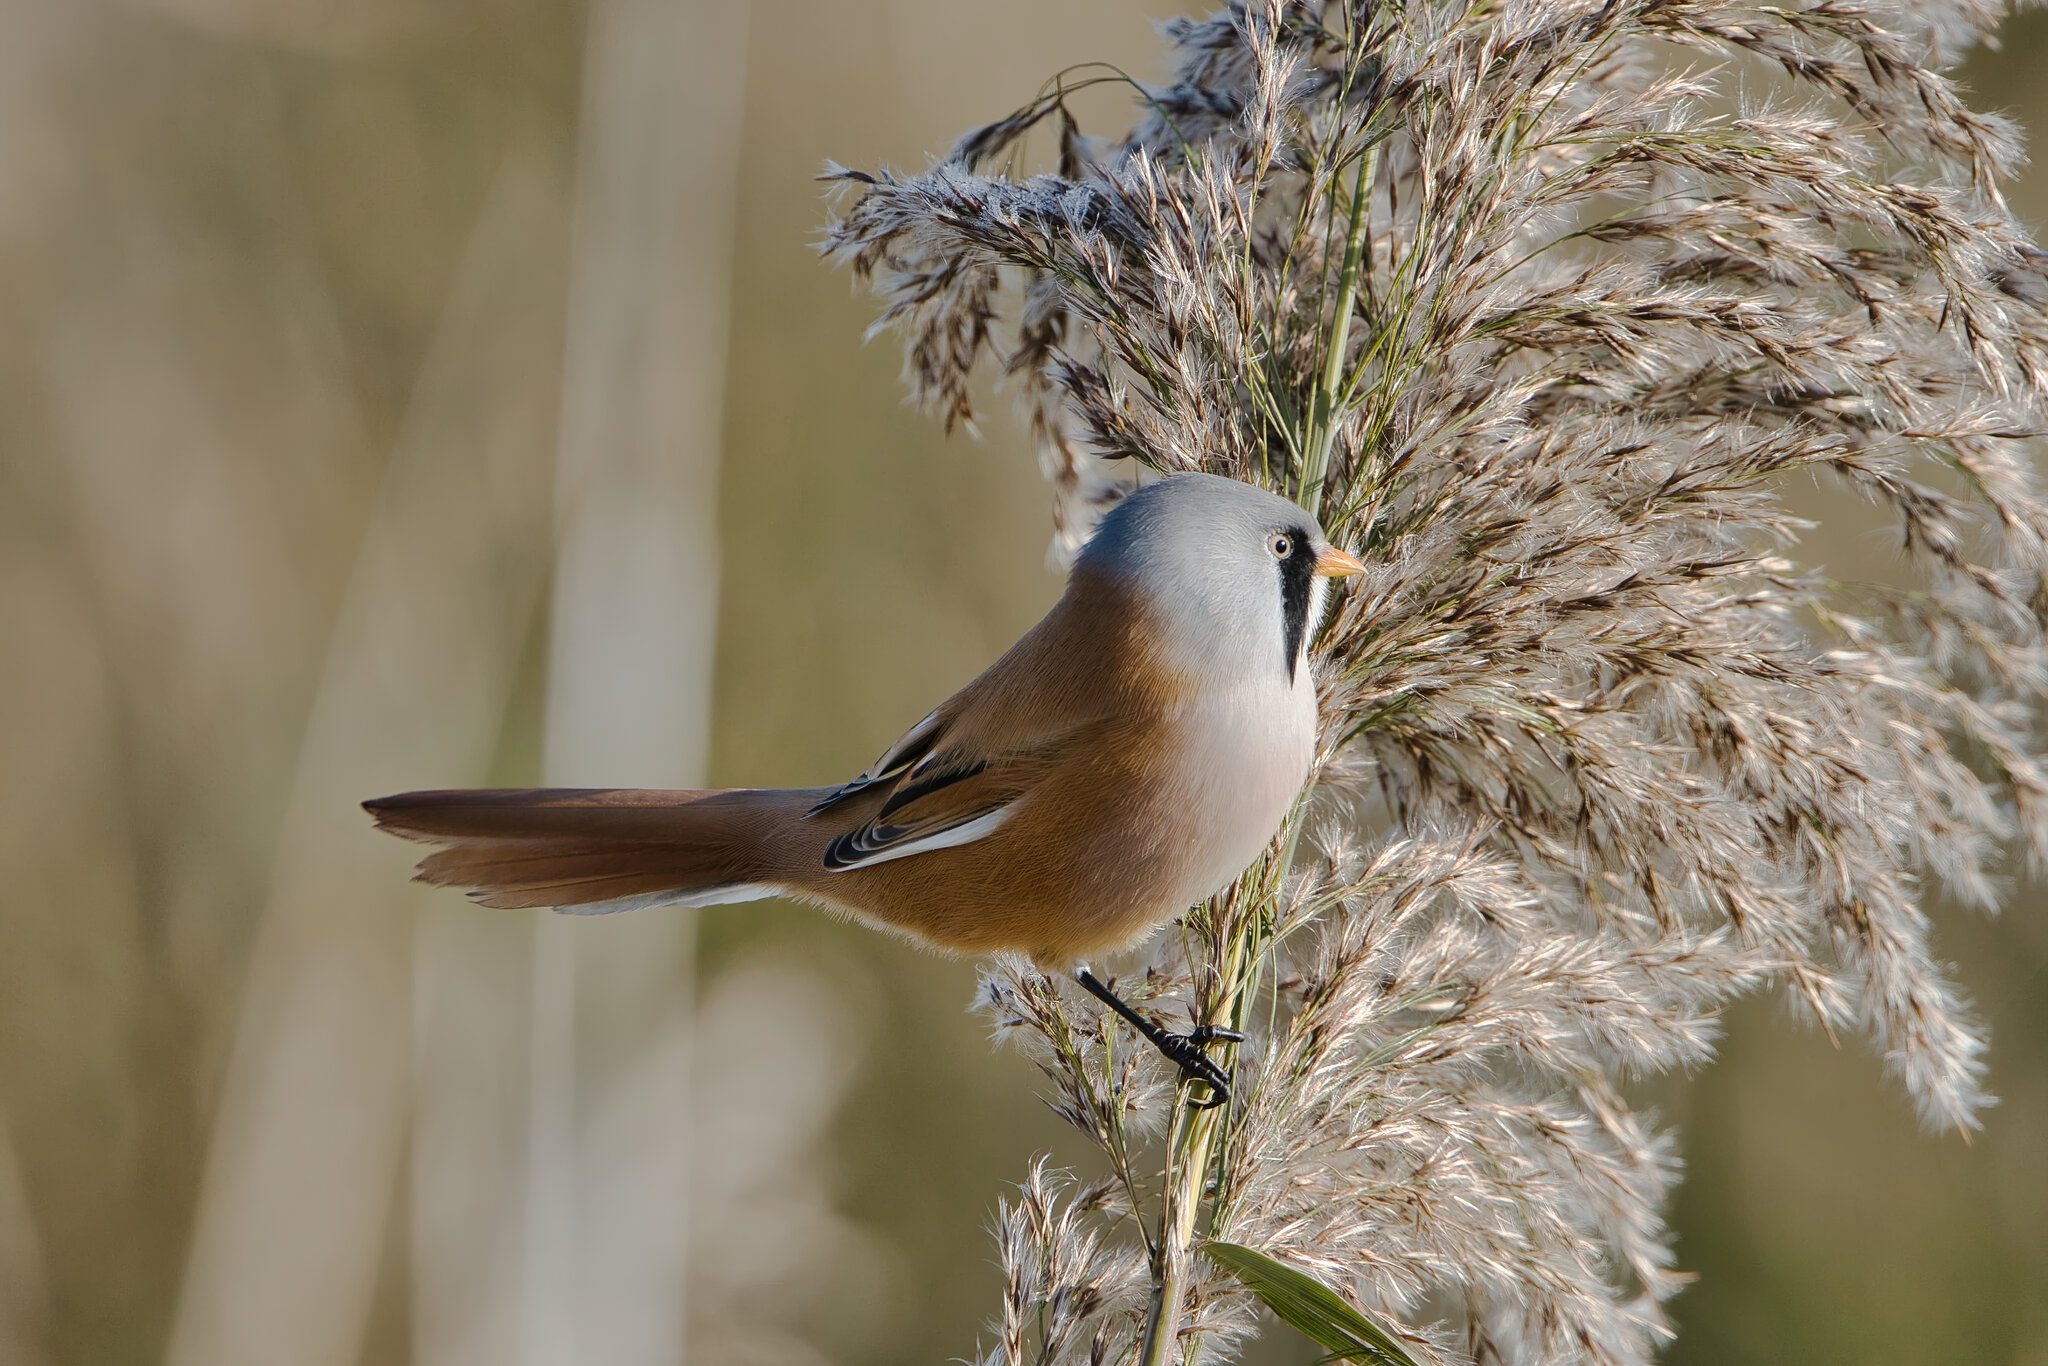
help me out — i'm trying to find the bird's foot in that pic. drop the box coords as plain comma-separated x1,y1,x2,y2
1155,1025,1244,1109
1070,967,1244,1109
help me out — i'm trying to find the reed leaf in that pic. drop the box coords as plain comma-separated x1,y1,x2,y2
1203,1241,1423,1366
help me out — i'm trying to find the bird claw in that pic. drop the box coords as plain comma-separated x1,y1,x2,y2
1069,968,1240,1109
1188,1024,1245,1045
1156,1028,1238,1107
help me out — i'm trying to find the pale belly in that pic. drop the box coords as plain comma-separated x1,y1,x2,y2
1152,674,1319,916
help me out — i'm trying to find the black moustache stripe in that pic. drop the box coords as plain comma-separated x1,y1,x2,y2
1279,541,1314,682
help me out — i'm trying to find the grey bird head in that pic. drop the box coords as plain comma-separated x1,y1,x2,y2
1078,473,1360,684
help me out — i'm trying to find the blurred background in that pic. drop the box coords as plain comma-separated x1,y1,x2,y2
0,2,2042,1363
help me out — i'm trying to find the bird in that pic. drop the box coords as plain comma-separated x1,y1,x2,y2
365,472,1363,1103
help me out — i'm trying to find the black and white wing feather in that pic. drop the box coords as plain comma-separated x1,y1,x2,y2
820,755,1019,870
805,708,943,817
807,709,1065,874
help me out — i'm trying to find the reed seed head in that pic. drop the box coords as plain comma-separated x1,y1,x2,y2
829,3,2048,1361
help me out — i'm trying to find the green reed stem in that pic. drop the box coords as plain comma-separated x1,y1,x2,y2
1141,133,1377,1366
1136,808,1306,1366
1136,908,1255,1366
1299,144,1377,517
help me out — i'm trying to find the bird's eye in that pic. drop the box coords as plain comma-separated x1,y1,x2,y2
1269,533,1293,559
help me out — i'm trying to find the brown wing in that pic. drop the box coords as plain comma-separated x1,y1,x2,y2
803,563,1173,874
818,748,1051,870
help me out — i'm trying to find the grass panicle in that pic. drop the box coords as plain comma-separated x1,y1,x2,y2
827,2,2048,1362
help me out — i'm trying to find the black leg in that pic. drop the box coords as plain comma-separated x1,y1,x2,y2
1073,967,1244,1107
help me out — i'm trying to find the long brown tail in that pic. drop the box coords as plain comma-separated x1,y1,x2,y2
364,787,828,913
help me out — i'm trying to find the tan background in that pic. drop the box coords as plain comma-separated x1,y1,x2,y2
0,2,2043,1363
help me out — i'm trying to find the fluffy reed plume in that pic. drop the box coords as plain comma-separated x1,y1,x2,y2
825,2,2048,1362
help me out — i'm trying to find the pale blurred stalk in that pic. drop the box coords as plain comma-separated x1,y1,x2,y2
165,155,568,1366
524,0,747,1363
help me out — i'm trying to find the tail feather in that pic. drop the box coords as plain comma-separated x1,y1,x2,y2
364,787,822,912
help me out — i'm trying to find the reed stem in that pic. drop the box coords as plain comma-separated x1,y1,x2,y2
1139,139,1377,1358
1136,945,1247,1366
1299,144,1376,517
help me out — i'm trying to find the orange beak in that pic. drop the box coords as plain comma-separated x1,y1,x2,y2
1313,544,1365,579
